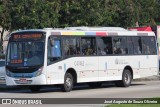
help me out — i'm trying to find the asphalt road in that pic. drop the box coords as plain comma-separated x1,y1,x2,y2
0,80,160,107
0,80,160,98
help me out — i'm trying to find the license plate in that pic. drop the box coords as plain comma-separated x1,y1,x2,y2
18,78,28,84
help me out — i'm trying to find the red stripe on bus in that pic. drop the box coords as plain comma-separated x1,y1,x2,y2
96,32,107,36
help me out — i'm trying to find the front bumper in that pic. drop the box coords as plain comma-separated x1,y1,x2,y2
5,74,47,86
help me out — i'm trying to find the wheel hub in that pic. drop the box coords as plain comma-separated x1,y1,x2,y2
124,73,130,84
66,78,72,88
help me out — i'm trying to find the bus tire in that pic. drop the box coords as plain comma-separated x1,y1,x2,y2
115,69,132,87
62,73,73,92
29,86,41,92
88,82,102,88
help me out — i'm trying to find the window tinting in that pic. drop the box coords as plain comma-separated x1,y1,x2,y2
113,37,128,54
97,37,113,55
133,37,142,54
127,37,142,54
142,36,156,55
127,37,134,54
81,37,96,55
63,37,80,56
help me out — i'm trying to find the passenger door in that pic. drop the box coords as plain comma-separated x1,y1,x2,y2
46,36,63,84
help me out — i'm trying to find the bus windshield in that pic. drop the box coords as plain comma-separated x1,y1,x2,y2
6,32,45,67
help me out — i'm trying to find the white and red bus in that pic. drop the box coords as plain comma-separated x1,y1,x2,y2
5,27,159,92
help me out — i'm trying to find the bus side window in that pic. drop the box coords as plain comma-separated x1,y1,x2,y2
63,37,80,56
127,37,142,55
76,38,81,55
113,37,127,55
149,37,157,54
142,36,156,55
97,37,113,55
134,37,142,54
81,37,96,55
127,37,134,54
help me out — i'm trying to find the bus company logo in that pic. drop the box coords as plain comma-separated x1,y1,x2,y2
2,99,12,104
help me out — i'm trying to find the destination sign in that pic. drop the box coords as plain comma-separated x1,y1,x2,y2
11,33,44,41
11,59,23,64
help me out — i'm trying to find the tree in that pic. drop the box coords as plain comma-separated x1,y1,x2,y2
133,0,159,26
0,0,11,42
0,0,160,32
10,0,61,30
59,0,105,27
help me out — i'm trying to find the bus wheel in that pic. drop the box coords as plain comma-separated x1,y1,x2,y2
115,69,132,87
29,86,41,92
62,73,73,92
88,82,102,88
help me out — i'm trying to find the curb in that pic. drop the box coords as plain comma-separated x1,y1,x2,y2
133,75,160,81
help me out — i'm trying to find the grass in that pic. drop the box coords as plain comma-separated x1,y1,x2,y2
107,104,160,107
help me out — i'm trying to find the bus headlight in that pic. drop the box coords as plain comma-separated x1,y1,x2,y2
35,66,43,76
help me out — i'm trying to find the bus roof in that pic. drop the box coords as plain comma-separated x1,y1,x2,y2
11,26,155,37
